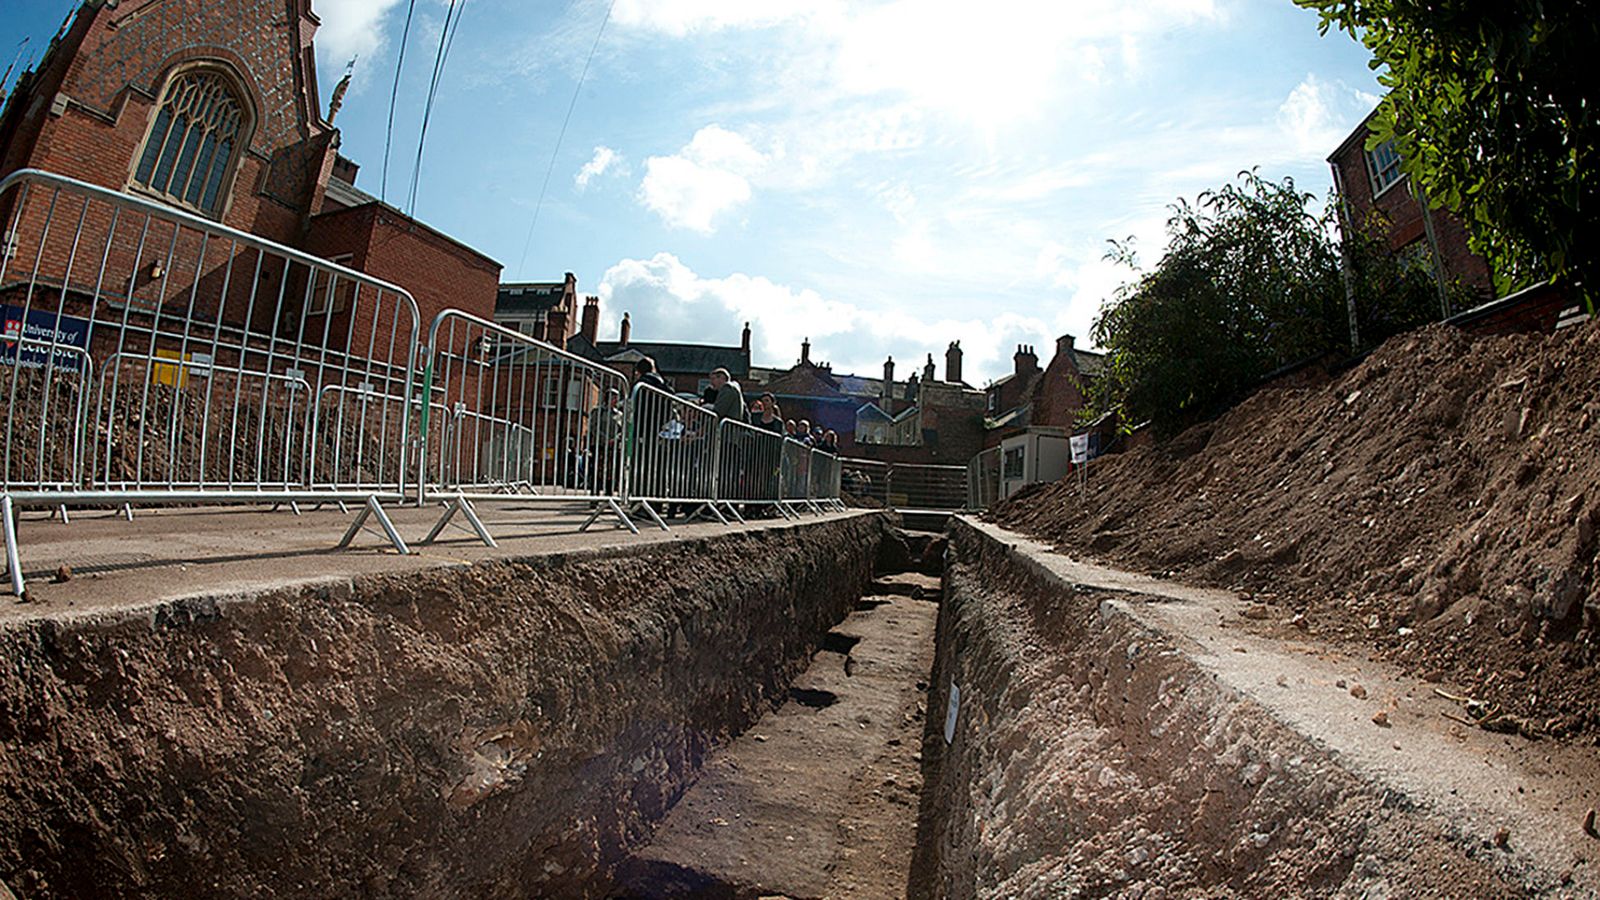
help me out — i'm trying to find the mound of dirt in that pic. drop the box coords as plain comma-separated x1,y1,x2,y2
990,322,1600,741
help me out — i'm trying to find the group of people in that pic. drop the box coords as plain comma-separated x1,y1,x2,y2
634,357,840,452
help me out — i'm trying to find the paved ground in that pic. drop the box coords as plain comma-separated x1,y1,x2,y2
1,501,862,624
620,573,939,899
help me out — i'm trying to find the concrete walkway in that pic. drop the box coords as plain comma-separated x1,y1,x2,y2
0,503,862,625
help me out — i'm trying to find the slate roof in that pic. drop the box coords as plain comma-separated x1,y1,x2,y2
761,363,846,398
496,282,569,316
1072,348,1106,377
596,341,749,378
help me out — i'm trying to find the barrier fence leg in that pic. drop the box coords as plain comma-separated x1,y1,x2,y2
590,498,639,535
423,496,497,548
338,495,412,555
721,501,746,525
3,495,24,598
631,501,670,532
694,502,729,526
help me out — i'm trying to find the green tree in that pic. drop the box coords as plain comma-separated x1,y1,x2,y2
1089,171,1453,435
1298,0,1597,304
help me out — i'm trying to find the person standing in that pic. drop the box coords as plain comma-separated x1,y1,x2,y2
757,393,784,434
709,367,747,422
634,357,670,393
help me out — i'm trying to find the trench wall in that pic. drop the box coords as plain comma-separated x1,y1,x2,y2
0,513,888,898
911,518,1532,899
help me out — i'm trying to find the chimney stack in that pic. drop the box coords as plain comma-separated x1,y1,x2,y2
882,356,895,400
619,312,631,347
801,337,811,366
945,340,962,384
547,307,569,349
923,353,935,382
741,321,751,353
1014,344,1039,378
1055,333,1075,365
580,295,600,344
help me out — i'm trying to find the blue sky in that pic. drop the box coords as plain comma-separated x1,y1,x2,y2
2,0,1383,385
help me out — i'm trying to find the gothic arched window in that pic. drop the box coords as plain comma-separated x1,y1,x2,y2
132,68,249,216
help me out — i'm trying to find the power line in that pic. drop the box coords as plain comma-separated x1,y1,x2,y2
516,0,616,277
407,0,467,214
379,0,419,203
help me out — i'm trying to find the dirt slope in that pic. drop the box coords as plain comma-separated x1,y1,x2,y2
991,322,1600,741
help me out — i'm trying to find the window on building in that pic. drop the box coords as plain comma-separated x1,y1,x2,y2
309,254,356,315
1002,446,1025,479
132,68,249,216
1365,140,1403,196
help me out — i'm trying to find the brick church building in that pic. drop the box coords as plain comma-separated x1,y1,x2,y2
0,0,500,327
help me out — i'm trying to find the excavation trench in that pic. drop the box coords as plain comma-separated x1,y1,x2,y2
1,513,1590,898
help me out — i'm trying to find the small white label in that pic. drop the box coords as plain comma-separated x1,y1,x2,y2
1070,433,1090,463
943,683,961,745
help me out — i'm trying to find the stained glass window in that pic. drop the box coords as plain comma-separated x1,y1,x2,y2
133,70,247,215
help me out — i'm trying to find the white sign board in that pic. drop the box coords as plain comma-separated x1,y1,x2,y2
943,683,961,744
1069,434,1090,464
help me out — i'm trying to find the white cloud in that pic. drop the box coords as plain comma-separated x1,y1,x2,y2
638,125,770,232
596,252,1063,385
611,0,821,36
575,145,622,189
615,0,1221,129
1277,73,1380,157
314,0,405,69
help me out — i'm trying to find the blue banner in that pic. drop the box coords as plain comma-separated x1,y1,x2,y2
1,304,90,372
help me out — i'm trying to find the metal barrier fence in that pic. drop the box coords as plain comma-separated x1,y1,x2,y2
414,310,635,543
808,449,844,513
624,381,720,529
839,458,968,512
780,438,813,514
714,418,784,522
968,446,1001,511
840,458,889,507
0,168,421,594
0,169,854,594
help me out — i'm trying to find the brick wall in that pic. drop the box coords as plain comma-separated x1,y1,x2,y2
305,204,500,365
1330,138,1493,298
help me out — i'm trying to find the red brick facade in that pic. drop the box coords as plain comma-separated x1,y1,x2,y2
1328,110,1493,300
307,204,501,348
982,335,1102,450
0,0,499,334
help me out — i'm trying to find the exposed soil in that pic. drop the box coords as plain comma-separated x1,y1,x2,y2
916,521,1577,898
0,515,886,898
990,322,1600,743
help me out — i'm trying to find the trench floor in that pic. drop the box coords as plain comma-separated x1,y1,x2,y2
618,572,940,899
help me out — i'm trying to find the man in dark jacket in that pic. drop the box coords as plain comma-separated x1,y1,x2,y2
634,356,670,393
709,367,747,422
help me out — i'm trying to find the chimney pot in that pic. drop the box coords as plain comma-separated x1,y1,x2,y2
619,312,631,347
741,321,751,353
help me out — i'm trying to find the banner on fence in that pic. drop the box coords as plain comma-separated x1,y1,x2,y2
1,304,89,372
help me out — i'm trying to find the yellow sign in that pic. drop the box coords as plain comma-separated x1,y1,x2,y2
149,349,211,387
